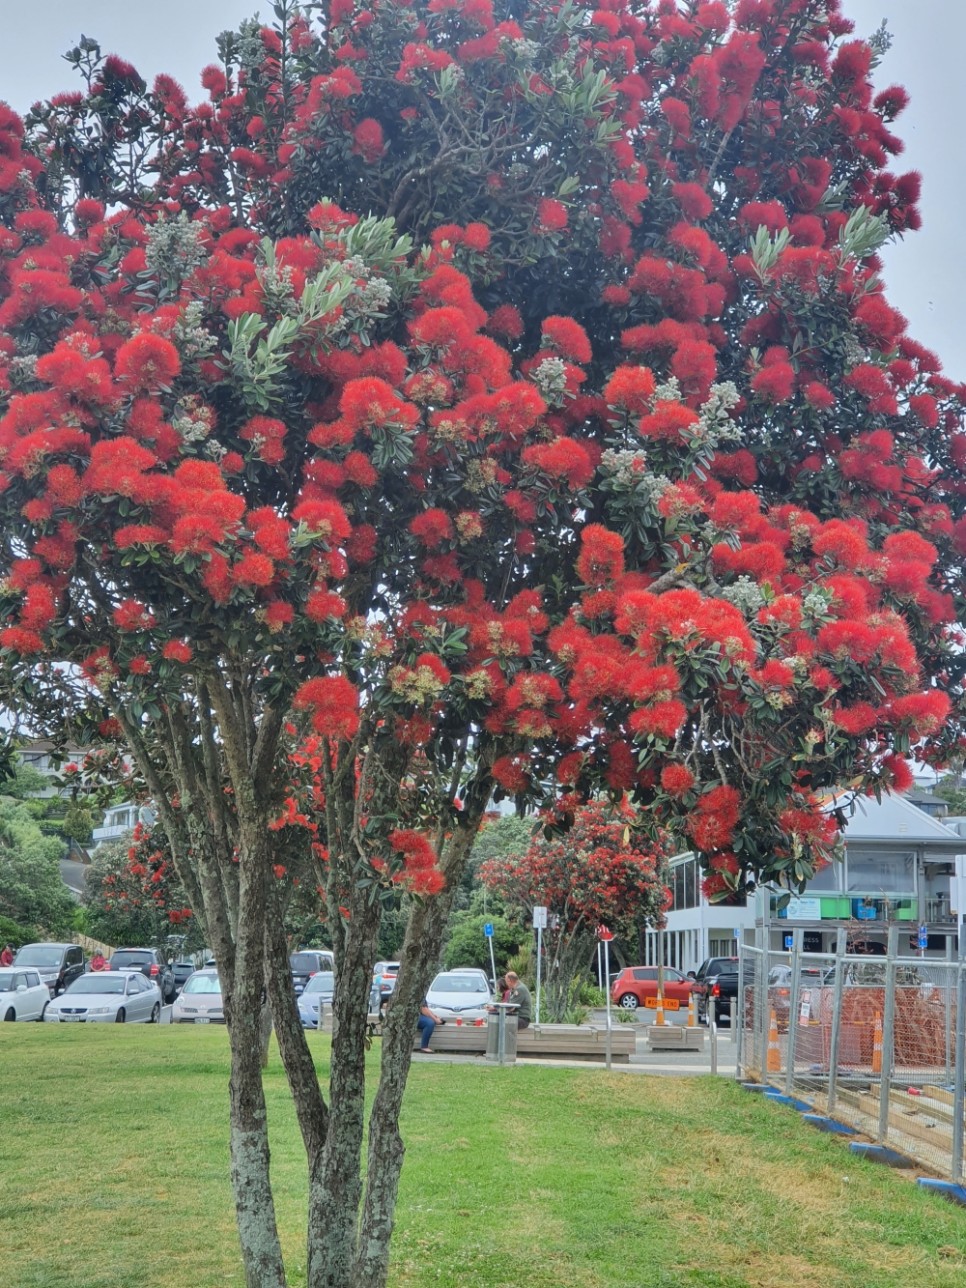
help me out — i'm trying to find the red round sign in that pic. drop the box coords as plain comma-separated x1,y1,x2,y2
597,926,614,941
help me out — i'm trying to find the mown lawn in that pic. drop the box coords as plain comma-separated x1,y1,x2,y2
1,1024,964,1288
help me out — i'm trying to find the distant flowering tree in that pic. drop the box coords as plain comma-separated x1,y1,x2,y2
1,2,965,1285
82,830,203,951
479,801,670,1019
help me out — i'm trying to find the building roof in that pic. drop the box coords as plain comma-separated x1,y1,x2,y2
825,791,965,851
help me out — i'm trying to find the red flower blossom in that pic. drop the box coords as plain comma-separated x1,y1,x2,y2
409,508,454,549
576,524,625,586
293,675,360,741
162,640,193,663
638,400,698,440
604,365,656,414
491,755,531,795
522,438,593,488
536,198,568,232
660,764,694,797
114,332,181,392
352,118,384,163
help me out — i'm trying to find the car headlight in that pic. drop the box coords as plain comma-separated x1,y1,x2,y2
89,1007,111,1015
179,1006,197,1013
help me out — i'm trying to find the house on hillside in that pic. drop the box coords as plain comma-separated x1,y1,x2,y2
646,791,966,974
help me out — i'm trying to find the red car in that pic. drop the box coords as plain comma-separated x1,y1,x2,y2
611,966,694,1012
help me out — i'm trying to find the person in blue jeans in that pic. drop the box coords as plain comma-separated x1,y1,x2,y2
416,1000,441,1052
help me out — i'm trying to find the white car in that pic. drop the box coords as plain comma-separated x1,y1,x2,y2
171,968,225,1023
425,968,493,1022
0,967,50,1021
45,969,162,1023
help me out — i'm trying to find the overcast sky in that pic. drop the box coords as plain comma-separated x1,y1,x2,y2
1,1,962,377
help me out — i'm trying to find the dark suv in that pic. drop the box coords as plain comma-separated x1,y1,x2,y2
14,943,86,996
290,950,335,995
109,948,176,1004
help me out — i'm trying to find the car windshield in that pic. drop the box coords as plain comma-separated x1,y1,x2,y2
183,973,222,995
111,952,151,967
375,963,400,976
304,972,335,994
67,975,126,994
0,971,16,990
291,953,324,972
14,946,62,967
431,974,488,993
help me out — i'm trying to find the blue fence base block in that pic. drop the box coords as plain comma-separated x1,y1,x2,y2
801,1114,857,1135
741,1082,770,1093
764,1091,813,1112
849,1143,915,1169
916,1180,966,1207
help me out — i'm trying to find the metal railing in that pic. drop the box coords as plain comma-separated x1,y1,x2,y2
738,926,966,1181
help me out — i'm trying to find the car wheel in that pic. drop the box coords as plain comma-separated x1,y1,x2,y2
38,1002,48,1022
3,1007,15,1022
618,993,639,1011
115,1008,126,1023
150,1002,161,1023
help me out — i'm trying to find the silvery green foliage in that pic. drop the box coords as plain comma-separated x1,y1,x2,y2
531,356,569,405
145,213,207,285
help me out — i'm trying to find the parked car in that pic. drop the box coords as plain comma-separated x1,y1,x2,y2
290,949,335,996
371,960,401,1004
171,960,197,994
171,969,225,1023
14,943,85,996
692,957,743,1024
425,968,492,1022
610,966,694,1011
0,967,50,1021
44,970,162,1023
767,964,826,1031
297,971,336,1028
108,948,177,1004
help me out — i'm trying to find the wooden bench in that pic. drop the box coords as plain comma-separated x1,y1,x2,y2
322,1011,637,1062
414,1021,636,1062
517,1023,636,1063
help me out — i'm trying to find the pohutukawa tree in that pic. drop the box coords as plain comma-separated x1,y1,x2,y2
1,2,964,1284
479,800,670,1019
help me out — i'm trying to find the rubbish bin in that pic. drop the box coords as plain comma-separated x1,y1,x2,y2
486,1005,518,1064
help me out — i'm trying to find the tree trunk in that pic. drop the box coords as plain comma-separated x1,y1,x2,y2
228,1025,288,1288
263,895,331,1285
351,820,481,1288
310,902,380,1288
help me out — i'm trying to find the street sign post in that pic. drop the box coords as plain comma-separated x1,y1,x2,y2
533,906,547,1023
484,923,497,993
596,925,614,1033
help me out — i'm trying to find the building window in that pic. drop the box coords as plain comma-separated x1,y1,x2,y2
846,851,916,894
670,857,699,910
709,936,738,957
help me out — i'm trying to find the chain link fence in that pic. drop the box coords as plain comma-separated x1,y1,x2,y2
738,926,966,1180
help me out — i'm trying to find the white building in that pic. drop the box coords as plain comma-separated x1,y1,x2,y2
646,791,966,974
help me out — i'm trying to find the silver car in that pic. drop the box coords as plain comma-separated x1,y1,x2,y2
297,971,335,1028
425,969,493,1022
44,969,161,1023
171,968,225,1024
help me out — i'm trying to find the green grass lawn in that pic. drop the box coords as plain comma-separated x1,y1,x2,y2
2,1025,964,1288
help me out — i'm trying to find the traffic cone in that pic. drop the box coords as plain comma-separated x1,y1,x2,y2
654,991,665,1026
687,992,697,1027
872,1012,883,1075
767,1008,781,1072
